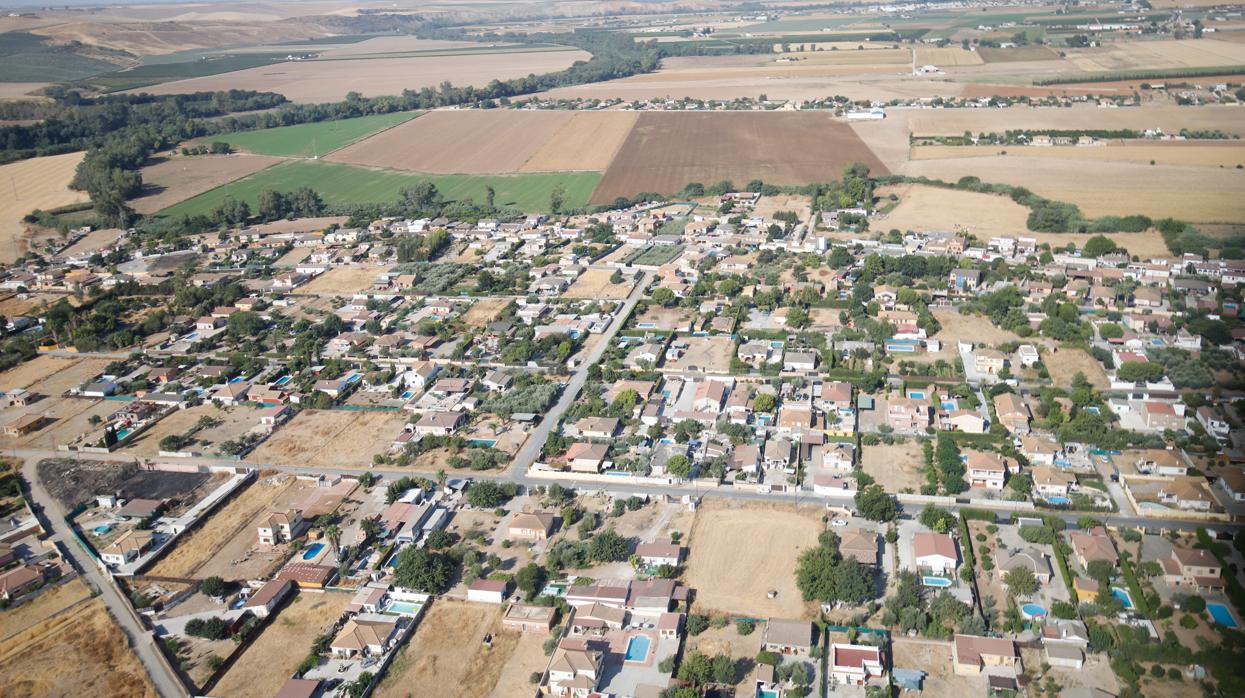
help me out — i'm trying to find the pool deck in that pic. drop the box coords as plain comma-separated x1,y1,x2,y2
598,628,678,696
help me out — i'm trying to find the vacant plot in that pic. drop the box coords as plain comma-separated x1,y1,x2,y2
328,110,573,174
912,142,1245,168
1045,346,1110,389
861,441,926,492
0,577,92,641
30,357,110,396
0,354,78,393
892,638,976,698
12,398,116,449
564,268,635,300
0,600,155,697
208,111,421,158
915,46,983,66
977,45,1060,63
132,153,285,214
665,336,736,373
129,49,592,103
145,474,302,579
1064,38,1245,73
212,591,351,698
459,297,511,327
685,500,822,618
298,265,386,296
376,600,510,698
591,112,888,203
877,183,1030,236
251,409,408,468
157,160,601,216
933,308,1023,347
487,633,547,698
0,152,90,263
122,403,266,457
520,111,639,172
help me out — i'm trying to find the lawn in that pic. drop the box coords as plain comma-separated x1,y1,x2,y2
157,160,601,216
204,111,422,158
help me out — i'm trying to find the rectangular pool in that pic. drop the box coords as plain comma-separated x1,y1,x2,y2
1208,602,1237,628
385,600,423,616
922,576,952,588
624,635,651,662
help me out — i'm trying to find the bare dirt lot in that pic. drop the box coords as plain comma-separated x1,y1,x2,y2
459,297,511,327
861,441,926,492
132,153,286,214
0,152,90,263
122,403,266,457
0,354,83,392
590,112,889,204
563,268,635,300
932,308,1022,347
520,111,639,172
0,599,156,697
10,398,117,449
297,265,386,296
1044,346,1110,389
375,599,514,698
684,499,823,618
665,335,736,373
0,577,92,641
146,473,309,580
251,410,408,468
892,638,975,698
129,49,592,104
326,109,574,174
212,590,351,698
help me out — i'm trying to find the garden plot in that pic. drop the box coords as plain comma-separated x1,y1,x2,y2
250,409,409,468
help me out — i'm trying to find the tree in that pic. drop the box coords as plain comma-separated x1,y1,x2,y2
400,182,440,211
200,576,227,598
589,529,630,562
753,393,776,412
919,506,957,534
393,547,454,593
227,310,265,337
736,619,755,635
666,454,691,479
1081,235,1119,258
677,652,713,686
1003,566,1039,596
686,614,709,636
1116,360,1164,383
549,183,567,213
485,185,496,210
466,481,518,508
854,485,896,522
651,287,676,307
515,563,546,598
711,653,736,684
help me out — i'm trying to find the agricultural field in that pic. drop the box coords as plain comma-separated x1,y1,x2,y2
911,142,1245,169
520,111,640,172
1063,38,1245,73
563,268,636,299
684,500,823,618
132,153,286,214
326,110,574,174
211,591,352,698
590,112,888,203
298,265,387,296
915,46,984,66
0,152,90,263
0,31,120,83
250,409,408,468
900,104,1245,138
976,45,1061,63
0,600,156,697
91,53,294,92
205,111,421,158
130,48,591,103
157,160,601,216
375,600,516,698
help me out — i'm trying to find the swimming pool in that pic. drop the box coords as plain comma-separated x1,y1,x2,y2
941,401,956,410
273,375,291,386
346,374,361,383
1207,602,1238,628
1021,603,1047,619
1044,495,1071,505
115,427,133,440
922,576,953,588
625,635,651,662
758,689,779,698
302,543,325,561
909,391,926,399
385,600,423,616
92,524,112,535
400,390,414,400
468,438,497,448
1111,587,1134,609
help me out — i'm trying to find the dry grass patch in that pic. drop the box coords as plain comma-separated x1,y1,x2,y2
133,153,285,214
28,357,111,396
375,600,509,698
486,633,548,698
520,111,638,172
297,265,386,296
685,500,822,618
251,410,408,468
563,268,635,300
122,403,266,457
916,47,983,66
912,142,1245,168
0,600,156,697
932,308,1023,346
1044,347,1110,390
0,152,90,263
460,297,511,328
0,354,78,392
877,183,1030,237
1064,38,1245,72
212,591,351,698
861,441,926,492
0,577,92,640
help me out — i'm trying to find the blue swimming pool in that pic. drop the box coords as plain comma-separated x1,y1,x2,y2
400,390,414,400
1045,495,1070,505
1111,587,1134,609
302,543,325,561
115,427,133,440
1022,603,1047,619
758,690,779,698
625,635,651,662
93,524,112,535
346,374,361,383
468,438,497,448
909,391,926,399
273,375,291,386
385,600,423,616
941,401,956,410
1208,602,1237,628
922,576,952,588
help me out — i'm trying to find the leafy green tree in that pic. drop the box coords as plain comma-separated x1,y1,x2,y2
1003,567,1039,596
919,506,957,534
515,563,546,599
393,547,454,593
666,454,692,479
588,529,630,562
854,485,896,522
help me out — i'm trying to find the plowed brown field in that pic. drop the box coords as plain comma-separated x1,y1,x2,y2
589,111,888,203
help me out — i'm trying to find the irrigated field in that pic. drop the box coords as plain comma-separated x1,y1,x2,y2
0,152,90,262
685,500,822,618
520,111,640,172
590,112,888,203
206,111,421,158
327,110,574,174
157,160,601,216
133,153,286,214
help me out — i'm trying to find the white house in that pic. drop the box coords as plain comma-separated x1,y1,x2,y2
913,532,958,575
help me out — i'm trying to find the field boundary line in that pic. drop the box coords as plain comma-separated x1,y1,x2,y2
316,110,425,159
151,158,291,217
0,582,97,645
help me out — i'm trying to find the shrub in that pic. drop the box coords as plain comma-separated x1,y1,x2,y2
686,614,709,636
736,619,755,635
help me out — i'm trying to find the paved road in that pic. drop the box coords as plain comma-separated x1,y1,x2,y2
503,272,652,483
19,458,188,698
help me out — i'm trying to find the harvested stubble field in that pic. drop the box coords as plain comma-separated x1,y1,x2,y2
0,599,156,697
901,104,1245,138
933,308,1023,347
771,47,911,65
327,109,573,174
590,112,888,203
877,183,1030,236
129,49,591,103
212,591,351,698
563,268,635,299
297,265,386,296
205,111,421,158
250,409,408,468
375,599,515,698
915,46,983,66
520,111,639,172
0,152,90,262
684,499,823,618
977,45,1061,63
0,577,92,640
1045,346,1111,389
133,153,286,214
911,142,1245,168
1063,38,1245,73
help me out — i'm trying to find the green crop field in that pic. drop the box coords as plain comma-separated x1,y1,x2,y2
0,32,119,82
623,244,684,267
156,160,601,217
91,53,294,91
205,112,422,158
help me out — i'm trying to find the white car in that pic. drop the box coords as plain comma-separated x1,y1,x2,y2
831,519,848,527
